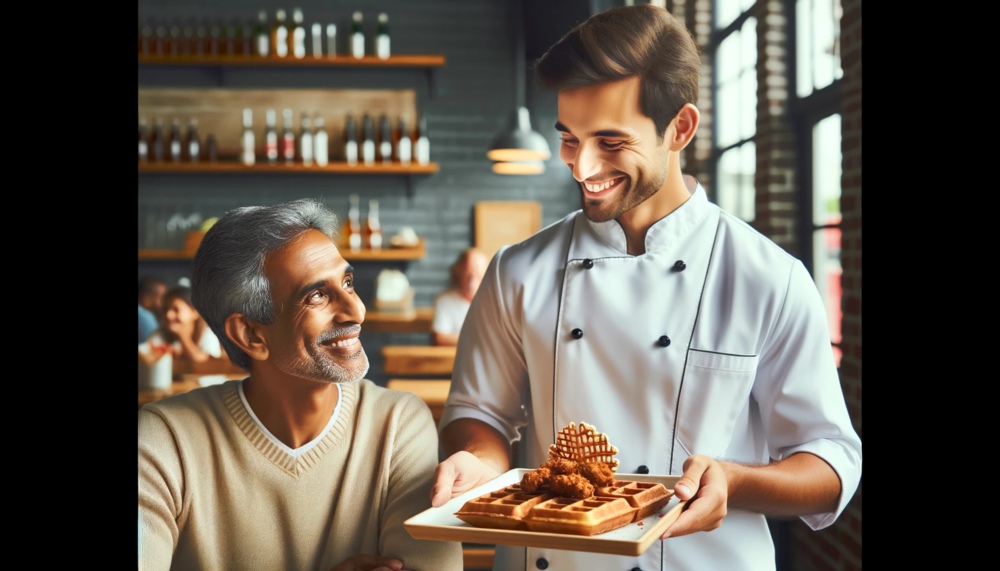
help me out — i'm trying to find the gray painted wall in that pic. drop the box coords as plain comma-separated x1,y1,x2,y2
138,0,589,384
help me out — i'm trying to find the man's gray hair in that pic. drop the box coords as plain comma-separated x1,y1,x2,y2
190,198,339,370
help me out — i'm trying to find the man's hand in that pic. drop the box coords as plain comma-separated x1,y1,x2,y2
327,554,403,571
430,450,502,508
661,454,728,539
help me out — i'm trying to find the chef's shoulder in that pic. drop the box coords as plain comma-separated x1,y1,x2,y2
716,209,801,285
490,211,578,280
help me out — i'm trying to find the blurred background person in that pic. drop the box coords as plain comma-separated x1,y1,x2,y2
431,248,489,346
142,285,240,376
138,275,167,343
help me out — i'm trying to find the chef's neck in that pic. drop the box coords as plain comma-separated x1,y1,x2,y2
616,170,693,255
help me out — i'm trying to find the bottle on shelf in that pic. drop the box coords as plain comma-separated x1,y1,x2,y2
347,194,363,251
396,114,412,165
194,21,208,56
241,108,256,166
185,118,201,162
365,198,383,251
379,114,393,164
344,114,358,166
253,10,270,57
206,133,218,163
314,112,329,167
150,117,165,162
265,109,279,165
169,21,181,57
224,20,237,57
326,24,337,57
415,113,430,165
272,9,289,58
209,20,221,57
140,21,153,56
181,21,195,56
169,118,183,162
361,113,376,166
350,12,365,59
290,8,306,59
155,23,167,57
376,13,390,60
311,23,323,57
300,111,314,166
241,20,253,57
281,108,296,164
139,117,149,163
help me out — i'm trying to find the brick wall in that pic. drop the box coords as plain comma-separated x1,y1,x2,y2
788,0,862,569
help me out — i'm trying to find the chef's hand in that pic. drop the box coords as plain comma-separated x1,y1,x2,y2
661,454,728,539
326,553,403,571
430,450,501,508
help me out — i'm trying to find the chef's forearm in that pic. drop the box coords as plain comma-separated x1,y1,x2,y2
440,418,512,474
721,452,841,516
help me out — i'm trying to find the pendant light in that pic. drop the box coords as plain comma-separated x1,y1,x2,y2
487,0,551,172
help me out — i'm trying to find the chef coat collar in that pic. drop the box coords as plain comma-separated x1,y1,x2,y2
582,179,712,255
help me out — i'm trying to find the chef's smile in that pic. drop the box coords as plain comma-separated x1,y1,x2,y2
581,175,627,197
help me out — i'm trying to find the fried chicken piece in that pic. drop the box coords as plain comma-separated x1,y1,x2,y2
549,473,595,500
540,457,578,475
577,461,617,487
520,467,552,493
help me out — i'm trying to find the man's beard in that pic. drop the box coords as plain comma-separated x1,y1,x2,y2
580,163,667,223
274,326,370,384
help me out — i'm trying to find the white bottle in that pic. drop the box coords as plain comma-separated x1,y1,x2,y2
254,10,269,57
397,115,412,165
326,24,337,57
314,113,329,166
415,114,430,165
299,112,314,166
350,12,365,59
291,8,306,59
361,114,376,166
241,108,256,166
376,13,390,60
265,109,279,164
311,23,323,57
344,115,359,166
273,9,288,58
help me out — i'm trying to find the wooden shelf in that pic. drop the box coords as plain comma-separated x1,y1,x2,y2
139,239,425,263
138,161,439,175
364,307,434,334
138,54,446,67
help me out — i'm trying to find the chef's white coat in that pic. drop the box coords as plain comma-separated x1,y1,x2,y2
440,183,862,571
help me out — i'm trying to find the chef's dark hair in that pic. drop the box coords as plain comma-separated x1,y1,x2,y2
533,4,701,144
190,198,339,371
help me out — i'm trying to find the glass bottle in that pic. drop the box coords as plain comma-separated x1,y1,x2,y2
169,21,181,57
290,8,306,59
206,134,218,163
396,115,412,165
241,108,256,166
379,114,393,164
326,24,337,57
415,113,430,165
314,112,329,166
299,111,314,166
209,19,221,57
185,118,201,162
169,118,183,162
347,194,363,251
344,114,358,166
311,23,323,58
365,198,383,250
272,9,288,58
376,13,390,60
350,12,365,59
264,109,279,165
361,113,375,166
150,117,165,162
281,108,296,164
138,117,149,163
253,10,270,57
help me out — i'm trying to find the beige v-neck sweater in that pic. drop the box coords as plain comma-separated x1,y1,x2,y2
138,379,462,571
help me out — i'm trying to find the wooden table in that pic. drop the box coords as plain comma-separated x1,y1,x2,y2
139,374,246,407
381,345,457,377
363,307,434,334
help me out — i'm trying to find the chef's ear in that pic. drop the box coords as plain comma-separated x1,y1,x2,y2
667,104,700,152
225,313,269,361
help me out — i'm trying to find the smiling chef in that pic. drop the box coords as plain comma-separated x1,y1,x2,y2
429,5,862,571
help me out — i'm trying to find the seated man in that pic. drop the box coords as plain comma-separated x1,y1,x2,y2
138,275,167,344
431,248,489,346
138,198,462,570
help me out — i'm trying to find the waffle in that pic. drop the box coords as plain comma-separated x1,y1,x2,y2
523,496,636,536
454,484,554,531
596,480,674,522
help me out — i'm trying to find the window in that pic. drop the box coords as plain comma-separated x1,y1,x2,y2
712,1,756,222
791,0,843,366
